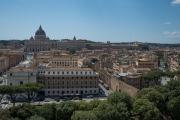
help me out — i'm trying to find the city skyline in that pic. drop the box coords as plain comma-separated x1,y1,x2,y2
0,0,180,43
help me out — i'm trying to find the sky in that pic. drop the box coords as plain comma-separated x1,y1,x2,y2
0,0,180,43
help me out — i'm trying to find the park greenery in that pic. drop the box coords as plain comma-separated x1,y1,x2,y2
0,79,180,120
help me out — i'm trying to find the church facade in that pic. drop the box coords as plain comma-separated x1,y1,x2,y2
24,25,56,52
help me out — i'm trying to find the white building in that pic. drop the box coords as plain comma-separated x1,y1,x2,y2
7,67,37,86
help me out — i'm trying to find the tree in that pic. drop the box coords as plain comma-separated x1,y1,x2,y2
69,48,76,54
167,97,180,120
9,103,37,120
141,90,166,113
27,114,45,120
37,103,56,120
105,103,129,120
0,109,11,120
107,92,133,110
91,58,98,63
71,111,97,120
136,88,157,98
140,74,153,87
93,101,129,120
133,99,162,120
89,99,101,109
0,85,22,106
56,101,77,120
76,101,93,111
20,82,43,103
93,100,110,119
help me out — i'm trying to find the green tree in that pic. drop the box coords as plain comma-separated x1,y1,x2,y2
94,101,129,120
93,100,109,120
141,90,166,113
76,101,93,111
71,111,97,120
91,58,98,63
0,85,22,106
89,99,101,109
9,103,37,120
56,101,77,120
133,99,162,120
20,82,43,103
69,48,76,54
107,103,129,120
167,97,180,120
136,88,156,99
37,103,56,120
107,92,133,110
27,114,45,120
0,109,11,120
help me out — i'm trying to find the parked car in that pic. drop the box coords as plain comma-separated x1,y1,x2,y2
54,98,60,102
44,99,49,102
0,101,8,104
62,97,70,101
34,97,45,102
87,95,93,98
72,97,79,100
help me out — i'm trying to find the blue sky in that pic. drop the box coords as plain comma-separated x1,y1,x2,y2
0,0,180,43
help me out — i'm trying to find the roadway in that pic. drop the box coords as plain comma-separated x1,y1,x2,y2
0,97,107,109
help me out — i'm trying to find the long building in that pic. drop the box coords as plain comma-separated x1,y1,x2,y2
39,67,99,96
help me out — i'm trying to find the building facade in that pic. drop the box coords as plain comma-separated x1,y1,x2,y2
49,52,79,68
135,59,158,70
7,67,37,86
37,67,99,96
0,56,9,75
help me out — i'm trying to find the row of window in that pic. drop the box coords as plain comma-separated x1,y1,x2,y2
139,64,155,65
47,80,97,85
47,71,93,74
47,90,96,94
46,76,97,79
47,86,97,89
52,62,77,64
10,73,33,76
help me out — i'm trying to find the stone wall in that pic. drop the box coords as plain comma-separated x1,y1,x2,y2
99,68,139,98
111,77,139,97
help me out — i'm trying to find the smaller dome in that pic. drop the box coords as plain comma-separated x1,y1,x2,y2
30,36,34,40
35,25,46,36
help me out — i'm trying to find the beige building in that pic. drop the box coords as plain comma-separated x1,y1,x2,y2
34,51,52,63
0,56,9,75
2,50,26,69
37,67,99,96
135,59,158,70
49,52,79,68
25,25,56,52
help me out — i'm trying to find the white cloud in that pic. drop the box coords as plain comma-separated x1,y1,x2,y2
164,22,171,24
171,0,180,5
163,30,180,38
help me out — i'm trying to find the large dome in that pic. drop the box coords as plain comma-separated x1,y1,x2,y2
35,25,46,36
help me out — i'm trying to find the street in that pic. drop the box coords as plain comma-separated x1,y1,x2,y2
0,96,107,109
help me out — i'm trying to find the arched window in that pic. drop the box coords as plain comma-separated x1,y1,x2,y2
20,81,23,85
